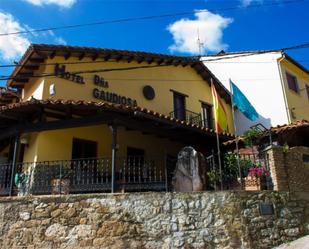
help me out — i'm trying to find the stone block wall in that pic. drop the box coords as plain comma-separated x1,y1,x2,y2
0,191,308,249
265,146,309,192
285,147,309,192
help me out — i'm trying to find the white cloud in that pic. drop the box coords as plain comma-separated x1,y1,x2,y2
167,10,233,55
0,12,30,61
54,36,67,45
0,11,67,61
240,0,263,7
23,0,76,8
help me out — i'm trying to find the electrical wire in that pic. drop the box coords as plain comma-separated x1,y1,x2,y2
0,64,174,81
0,0,305,37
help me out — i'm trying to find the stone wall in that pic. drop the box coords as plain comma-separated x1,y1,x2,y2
285,147,309,192
0,191,308,249
265,146,309,192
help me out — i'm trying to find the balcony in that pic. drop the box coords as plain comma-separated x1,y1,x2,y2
0,156,168,196
169,109,203,127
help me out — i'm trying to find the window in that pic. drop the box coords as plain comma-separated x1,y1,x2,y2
286,72,299,93
201,102,213,129
306,84,309,100
173,92,186,120
72,138,97,159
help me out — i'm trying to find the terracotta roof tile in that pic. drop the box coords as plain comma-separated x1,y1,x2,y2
223,120,309,146
0,99,234,139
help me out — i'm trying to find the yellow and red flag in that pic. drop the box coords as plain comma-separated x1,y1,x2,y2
211,82,228,133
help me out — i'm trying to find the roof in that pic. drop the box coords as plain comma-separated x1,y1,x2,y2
223,120,309,147
271,119,309,134
0,99,234,145
205,50,309,74
283,53,309,75
8,44,231,103
0,87,20,106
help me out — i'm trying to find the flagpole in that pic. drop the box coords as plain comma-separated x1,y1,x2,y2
211,78,223,191
229,79,243,190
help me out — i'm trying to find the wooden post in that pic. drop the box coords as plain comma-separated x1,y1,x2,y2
10,134,20,196
110,125,117,193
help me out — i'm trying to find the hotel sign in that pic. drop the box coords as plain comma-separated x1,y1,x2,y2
54,64,138,107
55,64,85,84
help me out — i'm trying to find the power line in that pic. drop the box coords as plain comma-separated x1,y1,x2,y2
0,0,305,37
0,64,173,81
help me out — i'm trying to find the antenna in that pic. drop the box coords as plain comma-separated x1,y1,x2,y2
197,29,204,56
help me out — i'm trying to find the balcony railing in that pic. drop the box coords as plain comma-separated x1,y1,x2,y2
169,109,202,126
0,156,167,196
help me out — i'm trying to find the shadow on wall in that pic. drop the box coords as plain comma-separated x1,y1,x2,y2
235,110,271,135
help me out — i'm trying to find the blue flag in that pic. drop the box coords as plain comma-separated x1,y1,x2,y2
230,80,259,121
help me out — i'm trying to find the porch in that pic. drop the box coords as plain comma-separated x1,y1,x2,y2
0,99,234,196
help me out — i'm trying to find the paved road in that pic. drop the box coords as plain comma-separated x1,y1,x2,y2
274,235,309,249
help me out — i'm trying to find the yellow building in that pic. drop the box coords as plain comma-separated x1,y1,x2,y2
279,54,309,122
0,44,234,194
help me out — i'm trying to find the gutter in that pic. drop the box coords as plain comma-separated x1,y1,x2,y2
277,52,292,123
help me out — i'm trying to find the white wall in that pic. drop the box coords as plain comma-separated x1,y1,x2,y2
26,79,45,100
203,52,288,135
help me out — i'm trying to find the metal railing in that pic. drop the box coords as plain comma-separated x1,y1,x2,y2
169,109,202,126
207,151,273,191
0,156,166,196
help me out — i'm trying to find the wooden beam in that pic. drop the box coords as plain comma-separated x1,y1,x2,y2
103,53,111,61
146,57,154,64
0,114,19,121
114,54,122,62
156,58,164,65
16,72,33,78
78,52,85,61
14,78,29,83
172,59,181,66
181,61,189,67
0,114,116,141
29,58,44,63
92,53,99,61
23,65,40,70
127,56,134,63
64,52,71,60
136,57,144,64
164,58,174,65
49,51,56,59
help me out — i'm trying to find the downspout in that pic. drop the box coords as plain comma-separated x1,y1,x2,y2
277,52,291,123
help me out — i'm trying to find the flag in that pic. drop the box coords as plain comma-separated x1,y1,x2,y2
211,82,229,133
230,80,259,121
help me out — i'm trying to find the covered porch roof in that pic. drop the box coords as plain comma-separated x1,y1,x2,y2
0,99,234,150
223,120,309,149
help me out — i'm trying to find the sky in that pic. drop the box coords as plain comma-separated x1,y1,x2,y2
0,0,309,85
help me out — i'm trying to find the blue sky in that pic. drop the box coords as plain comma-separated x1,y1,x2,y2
0,0,308,85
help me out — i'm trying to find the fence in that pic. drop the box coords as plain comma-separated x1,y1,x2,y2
0,156,166,196
0,151,273,196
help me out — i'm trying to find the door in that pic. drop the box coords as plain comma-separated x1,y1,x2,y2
201,102,213,129
71,138,98,185
72,138,97,159
173,93,186,120
126,147,145,182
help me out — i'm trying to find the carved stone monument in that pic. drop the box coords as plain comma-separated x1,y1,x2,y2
172,146,207,192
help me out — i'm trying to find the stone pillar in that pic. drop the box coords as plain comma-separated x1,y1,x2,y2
264,145,289,191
